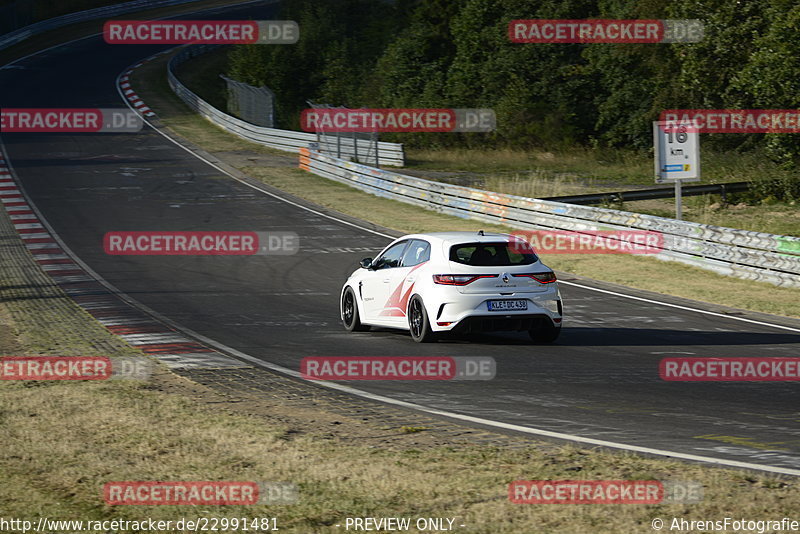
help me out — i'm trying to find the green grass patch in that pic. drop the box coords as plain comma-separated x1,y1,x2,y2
175,46,230,111
407,146,800,190
628,195,800,237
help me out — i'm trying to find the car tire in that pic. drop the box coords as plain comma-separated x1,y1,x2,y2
341,287,370,332
408,295,437,343
529,318,561,343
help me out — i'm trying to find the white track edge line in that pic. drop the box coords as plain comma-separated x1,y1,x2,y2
115,63,394,240
12,208,799,479
116,47,800,335
1,24,797,477
117,58,800,334
111,57,800,477
558,281,800,333
5,10,796,335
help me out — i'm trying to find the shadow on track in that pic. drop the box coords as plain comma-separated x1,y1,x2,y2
365,327,800,347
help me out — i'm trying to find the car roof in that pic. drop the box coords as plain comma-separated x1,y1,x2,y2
397,231,516,246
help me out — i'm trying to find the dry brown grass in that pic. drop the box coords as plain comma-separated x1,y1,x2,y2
2,371,799,533
481,171,602,198
0,45,799,534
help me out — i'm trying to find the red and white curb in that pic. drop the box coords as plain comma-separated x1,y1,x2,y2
119,70,155,118
117,49,174,119
0,150,248,370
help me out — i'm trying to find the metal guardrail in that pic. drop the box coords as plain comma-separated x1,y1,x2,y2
168,45,405,166
11,2,794,286
0,0,202,52
299,147,800,288
545,182,750,205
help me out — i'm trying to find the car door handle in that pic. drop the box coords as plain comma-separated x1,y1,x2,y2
406,277,415,283
383,278,391,283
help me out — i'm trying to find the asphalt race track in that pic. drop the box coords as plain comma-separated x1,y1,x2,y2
2,1,799,475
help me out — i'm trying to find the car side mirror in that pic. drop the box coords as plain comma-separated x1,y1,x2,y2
360,257,373,269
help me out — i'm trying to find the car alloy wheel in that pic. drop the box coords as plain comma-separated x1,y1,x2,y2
408,296,436,343
341,287,369,332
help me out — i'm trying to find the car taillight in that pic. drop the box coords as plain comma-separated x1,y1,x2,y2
512,272,557,284
433,274,497,285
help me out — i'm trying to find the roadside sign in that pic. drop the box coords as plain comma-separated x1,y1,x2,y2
653,121,700,183
653,120,700,220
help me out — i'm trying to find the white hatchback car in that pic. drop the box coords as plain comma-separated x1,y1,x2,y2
339,231,563,342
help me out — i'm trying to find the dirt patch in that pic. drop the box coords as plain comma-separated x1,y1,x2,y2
213,149,297,169
0,306,22,355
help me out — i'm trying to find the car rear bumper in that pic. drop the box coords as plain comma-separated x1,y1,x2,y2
428,287,562,332
448,313,557,334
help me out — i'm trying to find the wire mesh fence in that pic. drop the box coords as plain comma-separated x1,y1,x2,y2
307,102,379,167
168,45,404,165
220,74,274,128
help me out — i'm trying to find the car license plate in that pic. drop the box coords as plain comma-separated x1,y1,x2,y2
487,299,528,311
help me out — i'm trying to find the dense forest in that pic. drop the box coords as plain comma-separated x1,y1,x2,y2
226,0,800,166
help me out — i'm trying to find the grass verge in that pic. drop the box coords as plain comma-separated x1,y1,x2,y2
4,372,798,531
168,47,800,230
121,38,800,240
626,196,800,237
407,150,799,237
0,37,798,534
148,51,800,318
1,209,798,531
406,146,800,190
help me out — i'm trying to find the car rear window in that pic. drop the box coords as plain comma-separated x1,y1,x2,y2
449,242,538,266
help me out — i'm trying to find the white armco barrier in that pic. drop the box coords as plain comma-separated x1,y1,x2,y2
299,147,800,288
168,45,405,166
